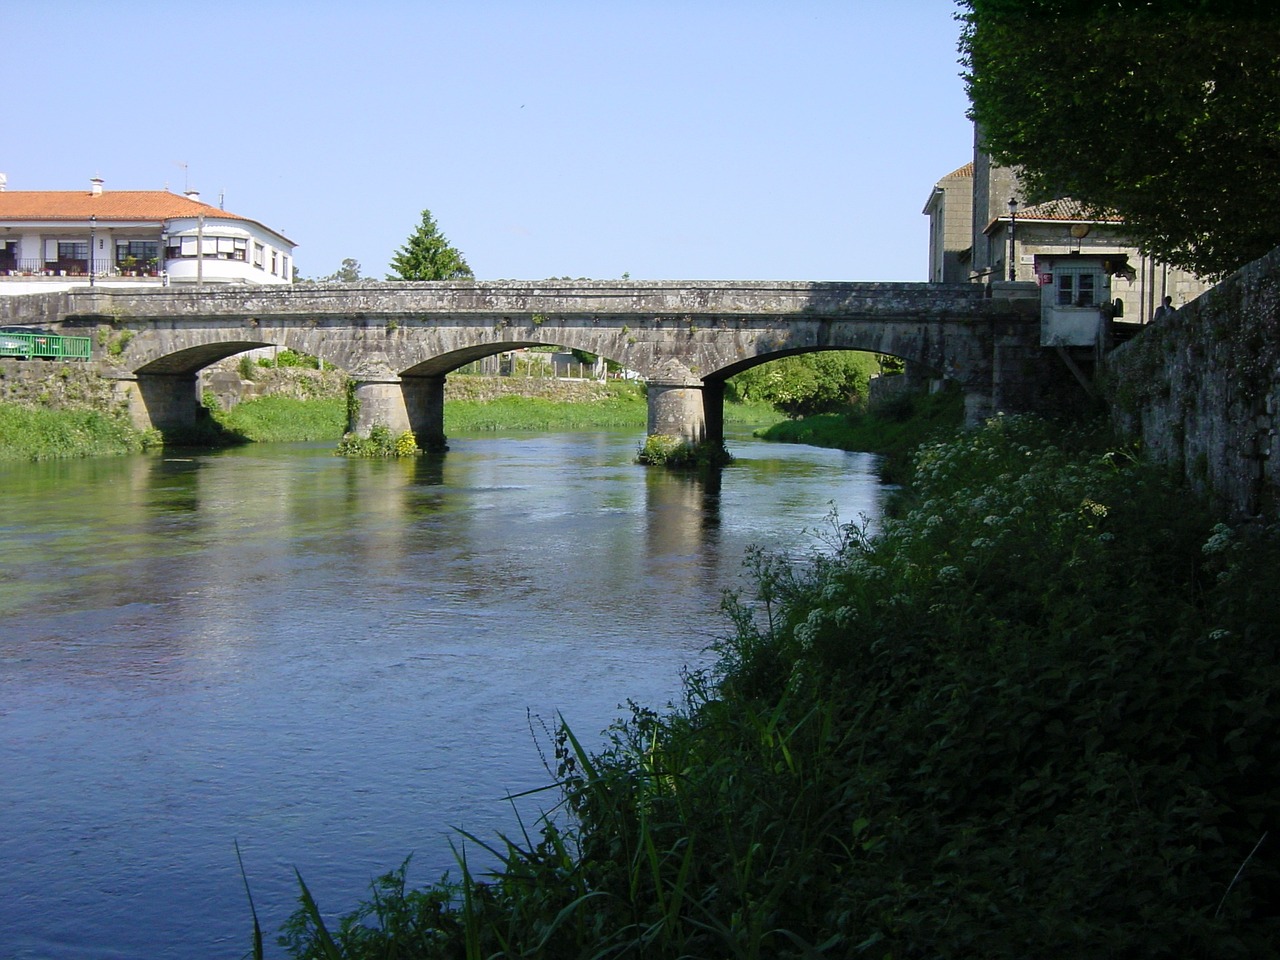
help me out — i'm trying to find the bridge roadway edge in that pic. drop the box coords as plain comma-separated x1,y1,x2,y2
5,281,1042,441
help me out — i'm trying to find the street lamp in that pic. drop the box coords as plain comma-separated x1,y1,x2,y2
89,215,96,287
1007,198,1019,281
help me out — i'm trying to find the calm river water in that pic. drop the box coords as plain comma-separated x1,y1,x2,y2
0,428,886,960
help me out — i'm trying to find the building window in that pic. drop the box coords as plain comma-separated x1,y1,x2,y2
271,251,278,275
1078,274,1095,306
165,237,248,261
57,241,89,261
253,243,264,268
1056,271,1099,307
116,241,159,264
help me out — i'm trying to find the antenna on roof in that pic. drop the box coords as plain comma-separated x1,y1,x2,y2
174,160,188,193
219,189,225,210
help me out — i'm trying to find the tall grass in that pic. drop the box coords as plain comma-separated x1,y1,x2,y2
211,395,347,442
445,394,646,432
0,403,155,460
273,413,1280,958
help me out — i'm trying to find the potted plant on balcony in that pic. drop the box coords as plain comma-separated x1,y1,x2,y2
120,255,138,276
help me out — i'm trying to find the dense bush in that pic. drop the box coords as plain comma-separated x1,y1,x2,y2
256,348,326,370
335,424,420,458
276,415,1280,959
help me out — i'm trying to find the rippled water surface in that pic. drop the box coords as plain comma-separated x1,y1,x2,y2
0,429,886,959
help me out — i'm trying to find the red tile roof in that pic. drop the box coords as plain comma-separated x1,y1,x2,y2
1016,197,1124,223
0,190,293,243
0,190,249,221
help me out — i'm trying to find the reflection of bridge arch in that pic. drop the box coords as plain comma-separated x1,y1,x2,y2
4,280,1040,443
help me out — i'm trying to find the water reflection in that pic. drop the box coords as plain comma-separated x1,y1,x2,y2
0,430,886,960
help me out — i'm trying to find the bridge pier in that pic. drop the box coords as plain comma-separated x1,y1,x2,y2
121,372,200,434
646,378,707,444
349,375,411,437
702,380,725,448
402,375,447,451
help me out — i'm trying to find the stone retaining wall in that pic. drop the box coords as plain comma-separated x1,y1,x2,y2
1105,246,1280,518
0,359,125,413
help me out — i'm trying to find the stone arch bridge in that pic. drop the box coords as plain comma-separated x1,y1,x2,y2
4,280,1040,447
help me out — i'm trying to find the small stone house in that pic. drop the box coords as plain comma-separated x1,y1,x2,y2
924,128,1212,324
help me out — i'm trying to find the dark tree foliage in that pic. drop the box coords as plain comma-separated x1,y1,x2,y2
387,210,473,281
959,0,1280,279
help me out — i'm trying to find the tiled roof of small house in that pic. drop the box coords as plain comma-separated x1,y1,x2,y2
0,189,294,243
943,162,974,179
1015,197,1124,223
982,197,1126,235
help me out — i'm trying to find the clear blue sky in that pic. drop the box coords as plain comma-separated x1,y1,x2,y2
6,1,973,282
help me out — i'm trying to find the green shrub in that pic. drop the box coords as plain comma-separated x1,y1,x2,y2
635,434,732,468
335,424,419,458
257,348,322,369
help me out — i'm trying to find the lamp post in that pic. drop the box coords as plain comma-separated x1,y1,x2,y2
1007,198,1019,281
89,215,96,286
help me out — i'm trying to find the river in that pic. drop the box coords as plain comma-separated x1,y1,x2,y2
0,428,886,959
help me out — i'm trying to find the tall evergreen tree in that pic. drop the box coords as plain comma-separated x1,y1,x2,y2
387,209,473,280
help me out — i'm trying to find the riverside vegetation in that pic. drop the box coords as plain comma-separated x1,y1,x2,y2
261,413,1279,959
0,359,780,460
755,385,965,482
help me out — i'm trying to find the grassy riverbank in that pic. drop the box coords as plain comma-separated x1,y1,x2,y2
0,376,784,457
274,413,1280,959
0,404,158,460
755,386,965,479
444,379,649,432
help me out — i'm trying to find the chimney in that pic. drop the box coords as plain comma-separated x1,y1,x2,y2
0,173,7,192
185,189,201,203
90,177,104,197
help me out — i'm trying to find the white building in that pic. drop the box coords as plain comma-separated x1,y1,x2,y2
0,175,295,294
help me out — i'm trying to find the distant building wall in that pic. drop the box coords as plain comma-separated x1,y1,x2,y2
970,131,1020,281
923,164,973,282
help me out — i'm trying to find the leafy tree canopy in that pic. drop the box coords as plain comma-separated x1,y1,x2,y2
388,210,473,281
322,258,363,283
729,351,880,418
959,0,1280,278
